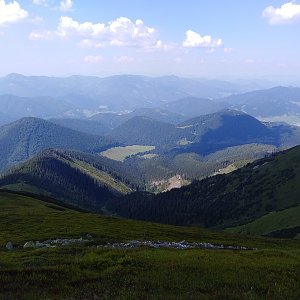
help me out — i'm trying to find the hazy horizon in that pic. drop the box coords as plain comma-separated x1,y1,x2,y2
0,72,298,87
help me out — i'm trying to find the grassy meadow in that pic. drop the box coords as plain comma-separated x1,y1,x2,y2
0,191,299,299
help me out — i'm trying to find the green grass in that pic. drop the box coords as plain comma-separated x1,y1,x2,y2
212,160,254,175
0,191,300,299
0,192,269,247
0,183,47,195
100,145,155,162
71,158,132,194
227,205,300,236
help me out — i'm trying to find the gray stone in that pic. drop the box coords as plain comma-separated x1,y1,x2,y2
6,241,13,250
23,241,35,248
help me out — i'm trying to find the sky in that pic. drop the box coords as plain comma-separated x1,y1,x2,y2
0,0,300,81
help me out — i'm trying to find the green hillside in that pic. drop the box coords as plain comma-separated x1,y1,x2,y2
176,110,278,155
227,205,300,238
108,116,183,146
107,145,300,237
0,191,299,299
0,149,143,211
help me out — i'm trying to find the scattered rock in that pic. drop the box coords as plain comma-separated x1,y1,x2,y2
6,241,13,250
22,237,90,249
100,240,256,251
23,241,35,248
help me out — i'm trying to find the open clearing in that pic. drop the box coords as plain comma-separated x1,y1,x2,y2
100,145,155,162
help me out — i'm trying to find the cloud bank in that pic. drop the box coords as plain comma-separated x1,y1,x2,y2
30,16,164,49
0,0,28,26
262,1,300,24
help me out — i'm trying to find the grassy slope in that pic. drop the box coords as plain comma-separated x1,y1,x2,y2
0,149,139,211
0,191,300,299
227,205,300,237
68,158,133,194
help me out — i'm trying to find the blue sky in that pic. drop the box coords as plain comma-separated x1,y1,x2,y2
0,0,300,81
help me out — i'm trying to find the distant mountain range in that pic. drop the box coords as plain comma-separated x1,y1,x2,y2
49,118,110,136
0,74,279,115
89,107,186,129
0,94,72,121
0,74,299,127
222,86,300,117
162,97,226,118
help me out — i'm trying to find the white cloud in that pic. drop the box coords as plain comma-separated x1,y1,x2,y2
262,1,300,24
78,39,104,48
58,16,158,48
29,30,53,40
114,56,134,63
31,16,162,49
59,0,73,11
84,55,104,63
182,30,222,48
33,0,47,6
0,0,28,26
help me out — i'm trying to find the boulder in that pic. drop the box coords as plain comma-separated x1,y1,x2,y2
6,241,13,250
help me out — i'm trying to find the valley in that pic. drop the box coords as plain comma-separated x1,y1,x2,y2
0,75,300,299
2,1,300,298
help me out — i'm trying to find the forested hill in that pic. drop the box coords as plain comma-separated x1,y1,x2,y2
175,110,278,155
107,145,300,237
108,116,183,146
107,110,286,154
0,149,143,211
0,117,115,171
